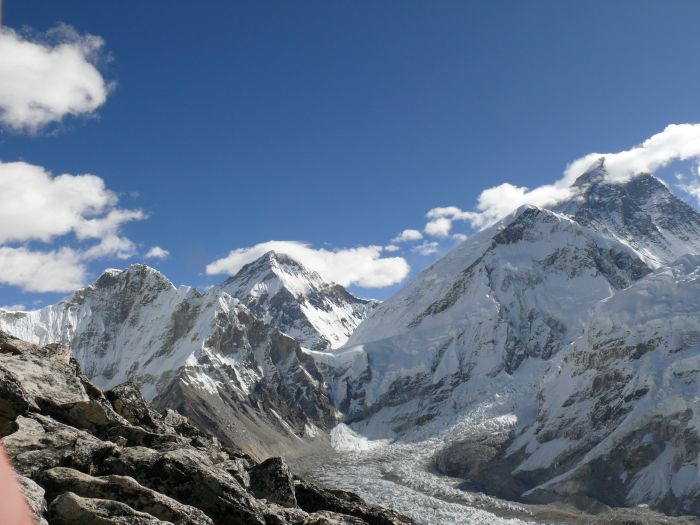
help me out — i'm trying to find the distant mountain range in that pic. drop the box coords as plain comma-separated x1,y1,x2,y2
0,251,376,458
3,160,700,517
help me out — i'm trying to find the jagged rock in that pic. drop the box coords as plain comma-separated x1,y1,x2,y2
3,414,116,478
40,467,213,525
0,332,411,525
48,491,169,524
0,332,39,356
0,334,126,435
106,382,172,433
219,457,250,488
0,366,30,436
104,446,267,525
303,512,367,525
294,478,413,525
18,475,48,525
249,457,297,507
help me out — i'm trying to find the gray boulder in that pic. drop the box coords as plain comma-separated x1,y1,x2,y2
249,457,297,507
48,491,169,524
40,467,213,525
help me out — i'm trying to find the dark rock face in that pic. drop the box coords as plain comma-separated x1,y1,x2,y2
249,457,297,507
294,478,411,525
0,332,412,525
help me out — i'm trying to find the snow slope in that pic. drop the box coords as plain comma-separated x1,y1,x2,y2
507,254,700,515
328,205,649,435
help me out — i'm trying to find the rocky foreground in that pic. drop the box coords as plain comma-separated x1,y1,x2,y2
0,332,412,525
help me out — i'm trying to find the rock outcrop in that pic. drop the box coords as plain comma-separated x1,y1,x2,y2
0,332,412,525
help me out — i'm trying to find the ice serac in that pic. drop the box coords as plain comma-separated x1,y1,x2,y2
504,255,700,516
219,251,378,350
331,205,650,434
0,264,337,458
555,160,700,266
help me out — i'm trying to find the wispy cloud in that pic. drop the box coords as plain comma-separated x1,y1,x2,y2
412,241,439,256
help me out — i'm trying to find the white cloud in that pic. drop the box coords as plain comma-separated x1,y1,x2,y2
0,25,111,132
0,161,145,292
206,240,410,288
391,229,423,243
428,123,700,232
452,233,468,242
145,246,170,260
563,123,700,185
0,246,85,293
384,244,400,252
412,241,439,256
0,162,143,244
82,235,137,260
424,216,457,237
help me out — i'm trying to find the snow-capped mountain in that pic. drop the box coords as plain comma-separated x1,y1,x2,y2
322,164,700,516
0,264,337,458
555,159,700,266
219,251,378,350
505,254,700,516
329,204,650,431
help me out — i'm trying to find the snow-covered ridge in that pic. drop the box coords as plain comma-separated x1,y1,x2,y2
0,263,338,458
506,254,700,515
555,165,700,266
219,250,378,350
330,204,650,424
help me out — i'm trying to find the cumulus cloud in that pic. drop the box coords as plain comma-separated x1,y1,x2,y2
391,229,423,243
0,161,145,292
383,244,400,252
206,240,410,288
145,246,170,260
0,162,143,244
0,247,85,293
427,123,700,233
0,25,110,132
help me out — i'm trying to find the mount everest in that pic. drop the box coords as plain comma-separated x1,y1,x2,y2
3,161,700,520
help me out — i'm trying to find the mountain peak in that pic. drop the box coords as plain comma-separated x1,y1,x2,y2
92,263,174,292
556,170,700,265
571,157,607,187
221,251,324,300
219,252,377,350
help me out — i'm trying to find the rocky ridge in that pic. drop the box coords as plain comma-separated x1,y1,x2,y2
0,264,339,459
0,331,412,525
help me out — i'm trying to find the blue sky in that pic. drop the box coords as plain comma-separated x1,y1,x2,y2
3,0,700,307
